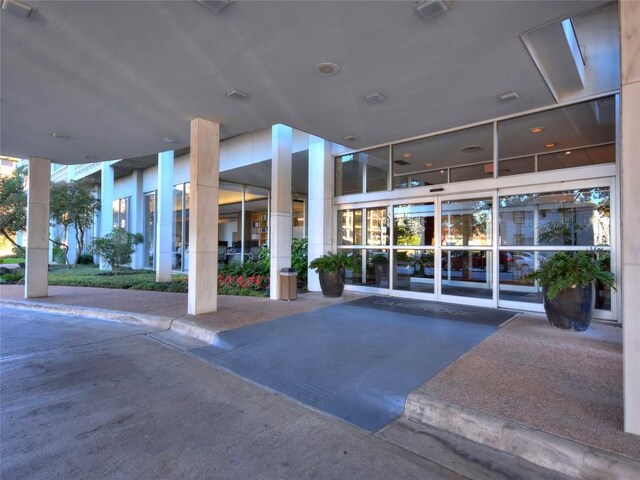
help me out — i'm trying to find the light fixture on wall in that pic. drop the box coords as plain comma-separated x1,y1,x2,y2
1,0,35,18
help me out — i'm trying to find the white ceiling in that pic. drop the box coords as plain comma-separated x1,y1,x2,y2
1,0,603,165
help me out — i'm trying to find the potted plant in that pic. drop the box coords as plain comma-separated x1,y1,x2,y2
309,251,359,297
530,250,616,331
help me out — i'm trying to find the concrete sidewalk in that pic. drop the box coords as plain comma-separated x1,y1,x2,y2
1,284,638,478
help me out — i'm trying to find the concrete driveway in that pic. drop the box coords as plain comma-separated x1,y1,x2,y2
0,306,453,480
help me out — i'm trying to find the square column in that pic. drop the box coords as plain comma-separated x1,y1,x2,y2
156,151,174,282
307,136,334,292
99,163,114,270
188,118,219,315
131,169,144,269
270,124,293,300
25,157,51,298
621,0,640,436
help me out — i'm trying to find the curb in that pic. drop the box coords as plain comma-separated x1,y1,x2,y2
1,300,174,331
404,393,640,480
169,318,219,343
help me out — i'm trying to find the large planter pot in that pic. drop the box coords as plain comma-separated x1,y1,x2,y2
319,268,345,297
543,283,595,332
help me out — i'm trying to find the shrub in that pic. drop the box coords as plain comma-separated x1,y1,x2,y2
291,238,308,290
76,253,94,265
89,228,143,275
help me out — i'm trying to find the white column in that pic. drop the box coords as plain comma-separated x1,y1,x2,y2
25,158,51,298
621,0,640,436
131,169,144,269
269,124,293,300
307,136,334,292
99,163,114,270
156,151,174,282
188,118,219,315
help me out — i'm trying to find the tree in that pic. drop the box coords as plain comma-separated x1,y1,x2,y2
89,228,143,275
0,166,27,255
49,179,100,266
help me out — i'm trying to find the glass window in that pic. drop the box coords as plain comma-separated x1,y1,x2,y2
143,192,156,268
393,250,434,293
393,203,435,246
293,199,305,239
367,249,390,287
366,207,389,246
498,96,615,175
112,197,129,231
343,249,363,286
441,199,492,246
499,188,610,246
392,124,493,189
338,209,363,245
441,250,493,299
335,147,389,195
172,184,185,270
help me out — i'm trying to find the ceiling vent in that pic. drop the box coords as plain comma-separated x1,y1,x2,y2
1,0,35,18
414,0,453,21
196,0,232,14
393,160,411,166
496,91,520,102
225,89,249,99
364,92,386,104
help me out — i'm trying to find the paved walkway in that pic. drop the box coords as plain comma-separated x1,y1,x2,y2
1,284,639,476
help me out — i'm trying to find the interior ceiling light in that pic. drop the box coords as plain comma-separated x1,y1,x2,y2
497,91,520,102
162,137,178,144
1,0,35,18
565,151,572,155
545,142,556,148
225,89,249,99
50,132,70,139
364,92,386,104
529,127,544,133
402,153,412,158
462,145,482,153
425,162,433,167
313,62,340,77
342,135,357,141
414,0,454,21
196,0,232,14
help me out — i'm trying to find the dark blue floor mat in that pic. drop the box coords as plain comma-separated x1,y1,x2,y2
189,300,511,432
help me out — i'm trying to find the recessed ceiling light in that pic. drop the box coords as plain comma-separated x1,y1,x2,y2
529,127,544,134
414,0,454,21
225,89,249,99
497,91,520,102
342,135,357,141
162,137,178,144
425,163,433,167
1,0,35,18
545,142,556,148
82,155,96,160
439,169,445,173
402,153,412,159
313,62,340,77
50,132,70,139
364,92,386,104
565,151,572,155
462,145,482,153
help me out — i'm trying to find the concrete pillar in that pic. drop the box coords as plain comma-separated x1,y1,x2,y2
269,124,293,300
307,136,334,292
188,118,219,315
156,151,174,282
620,0,640,436
25,158,51,298
131,169,144,269
99,163,114,270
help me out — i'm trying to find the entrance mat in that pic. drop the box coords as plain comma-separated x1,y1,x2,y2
189,299,515,432
347,295,518,327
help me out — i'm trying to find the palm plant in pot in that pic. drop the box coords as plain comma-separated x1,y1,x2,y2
530,250,615,331
309,251,359,297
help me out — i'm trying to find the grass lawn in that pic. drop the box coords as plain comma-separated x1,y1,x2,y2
0,257,25,264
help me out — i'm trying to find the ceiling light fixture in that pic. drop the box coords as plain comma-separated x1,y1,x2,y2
162,137,178,144
529,127,544,133
402,153,412,159
364,92,386,104
497,91,520,102
565,151,572,155
50,132,70,139
414,0,454,21
313,62,340,77
425,162,433,167
439,169,445,173
225,89,249,99
196,0,232,14
342,135,357,141
462,145,482,153
1,0,35,18
545,142,556,148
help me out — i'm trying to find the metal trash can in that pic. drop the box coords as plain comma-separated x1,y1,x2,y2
280,268,297,301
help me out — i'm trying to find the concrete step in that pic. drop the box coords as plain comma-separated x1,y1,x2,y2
401,393,640,480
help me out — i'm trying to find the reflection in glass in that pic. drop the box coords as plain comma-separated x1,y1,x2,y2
441,199,492,246
343,249,363,286
450,162,493,183
441,250,492,299
172,184,184,270
393,204,435,246
538,144,615,172
143,192,156,268
498,157,535,177
338,209,362,245
393,250,434,293
409,170,448,187
112,198,129,230
366,208,389,246
335,147,388,195
499,188,610,246
367,249,389,287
